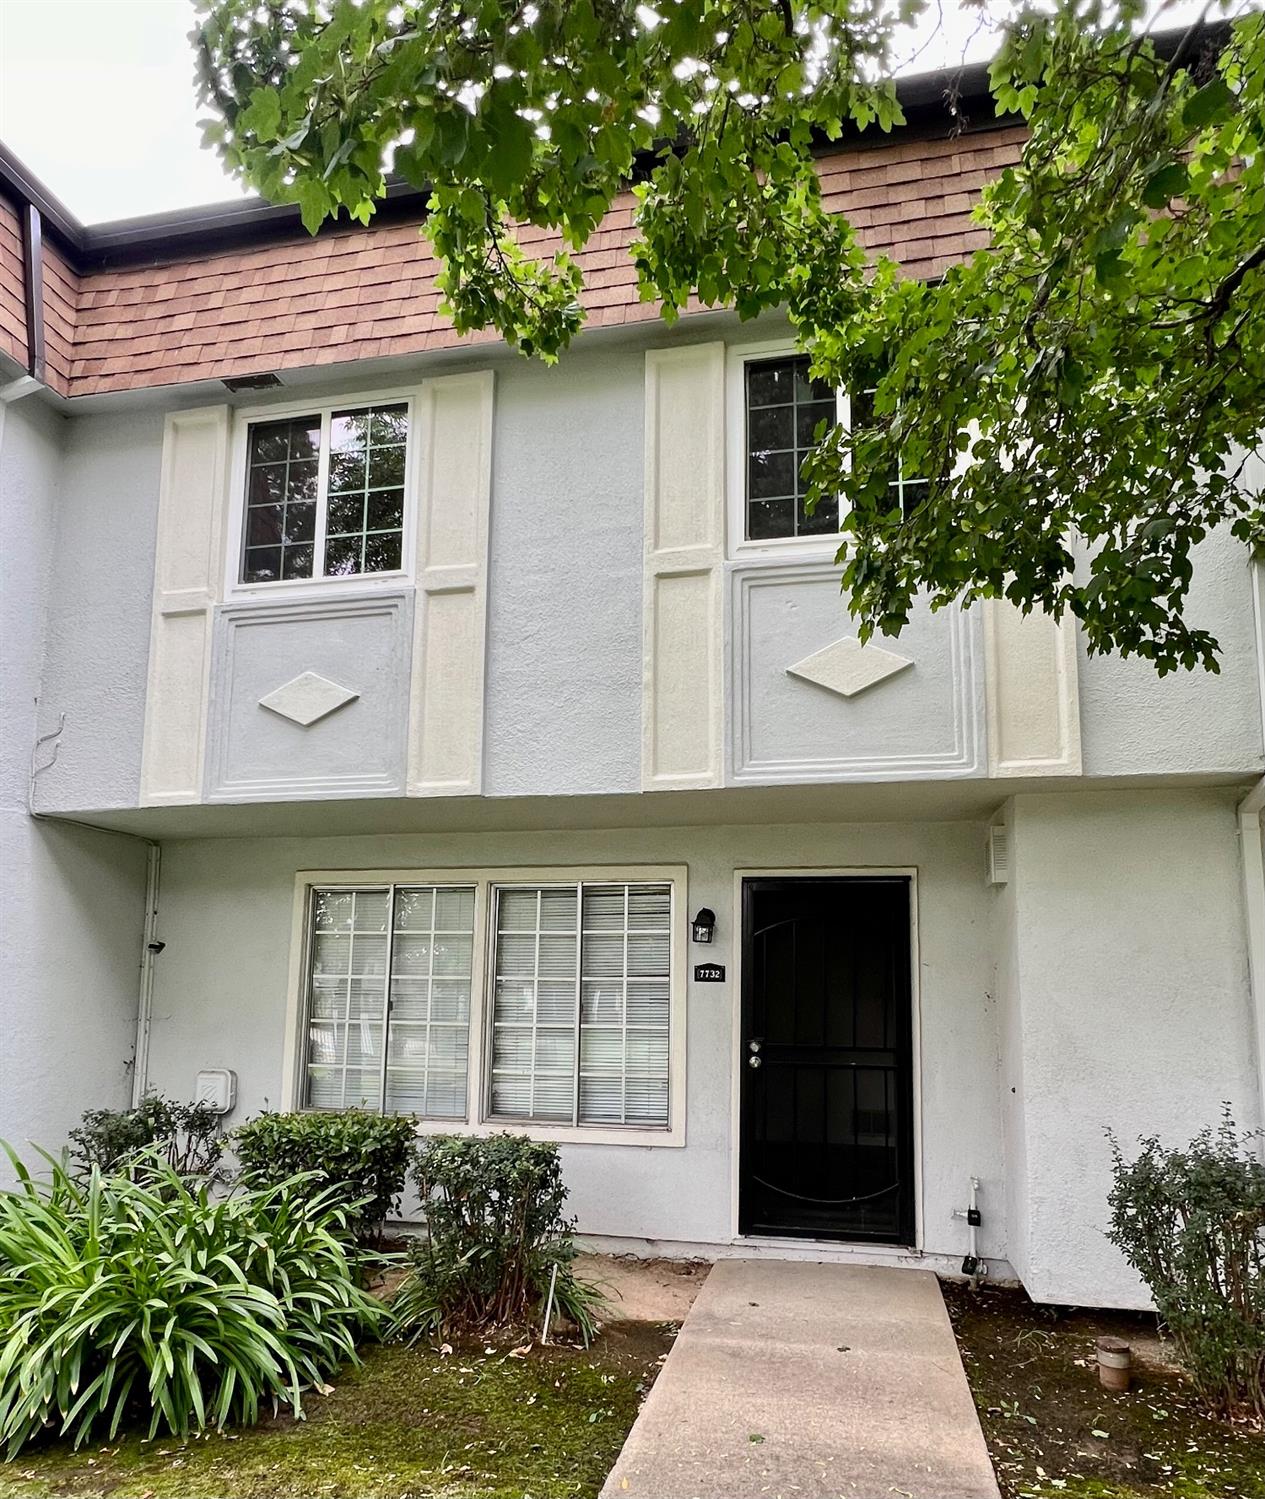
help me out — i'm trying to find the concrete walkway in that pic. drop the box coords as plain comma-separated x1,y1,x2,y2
600,1259,999,1499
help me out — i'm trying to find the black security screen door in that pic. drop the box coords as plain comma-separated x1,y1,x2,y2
740,877,915,1244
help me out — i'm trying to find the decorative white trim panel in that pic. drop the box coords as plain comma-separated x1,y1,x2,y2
787,636,914,699
205,592,411,801
406,370,494,796
139,405,231,806
259,673,359,727
983,599,1083,777
730,563,983,783
642,343,726,790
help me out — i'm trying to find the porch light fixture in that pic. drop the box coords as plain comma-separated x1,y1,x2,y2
691,908,716,944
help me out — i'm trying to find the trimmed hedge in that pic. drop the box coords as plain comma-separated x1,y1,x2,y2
233,1111,415,1238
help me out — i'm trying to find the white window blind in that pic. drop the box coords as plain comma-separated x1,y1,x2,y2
489,882,672,1128
303,884,474,1118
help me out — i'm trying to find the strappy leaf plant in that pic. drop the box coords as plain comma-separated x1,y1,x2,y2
0,1145,383,1456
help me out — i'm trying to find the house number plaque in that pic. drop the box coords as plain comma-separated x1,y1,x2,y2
694,963,726,982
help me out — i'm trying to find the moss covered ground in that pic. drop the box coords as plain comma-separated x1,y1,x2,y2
0,1324,673,1499
945,1281,1264,1498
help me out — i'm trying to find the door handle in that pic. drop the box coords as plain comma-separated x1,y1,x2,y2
748,1054,762,1069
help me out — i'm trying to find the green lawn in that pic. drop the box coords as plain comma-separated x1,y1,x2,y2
0,1325,672,1499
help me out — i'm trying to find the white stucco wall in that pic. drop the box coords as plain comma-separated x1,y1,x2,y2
142,816,1009,1267
24,331,1264,820
1077,528,1264,776
999,788,1260,1308
0,394,148,1170
34,409,163,810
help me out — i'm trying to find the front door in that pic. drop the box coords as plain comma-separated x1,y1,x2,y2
739,877,915,1244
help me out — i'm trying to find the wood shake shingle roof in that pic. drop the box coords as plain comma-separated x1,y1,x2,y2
1,123,1025,399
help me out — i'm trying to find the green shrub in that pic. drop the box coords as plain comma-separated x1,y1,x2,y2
1107,1111,1265,1416
69,1093,224,1180
390,1133,606,1345
0,1145,382,1456
233,1111,414,1240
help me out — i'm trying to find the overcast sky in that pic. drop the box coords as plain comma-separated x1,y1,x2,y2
0,0,1205,226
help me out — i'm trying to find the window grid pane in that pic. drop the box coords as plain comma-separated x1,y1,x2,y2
240,403,407,585
304,883,474,1120
851,384,926,520
745,356,838,541
323,403,407,578
242,416,320,582
387,885,475,1119
490,887,580,1123
305,887,389,1111
579,884,671,1127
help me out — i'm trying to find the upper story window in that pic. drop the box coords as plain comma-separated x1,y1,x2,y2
735,347,927,549
745,355,840,541
848,386,930,519
241,402,408,584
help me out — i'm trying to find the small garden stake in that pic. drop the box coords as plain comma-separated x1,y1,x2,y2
541,1260,560,1346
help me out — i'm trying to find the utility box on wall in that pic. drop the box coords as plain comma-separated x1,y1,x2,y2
194,1068,237,1115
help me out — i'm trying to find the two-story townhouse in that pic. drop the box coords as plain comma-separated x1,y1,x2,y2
1,58,1262,1311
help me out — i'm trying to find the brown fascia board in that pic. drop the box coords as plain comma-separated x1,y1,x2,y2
0,20,1226,275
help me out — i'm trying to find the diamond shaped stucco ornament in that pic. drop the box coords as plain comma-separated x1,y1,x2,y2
786,637,913,699
258,672,359,726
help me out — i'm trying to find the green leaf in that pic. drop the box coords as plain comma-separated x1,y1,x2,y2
239,87,282,144
295,180,329,235
1142,162,1188,208
1181,77,1235,132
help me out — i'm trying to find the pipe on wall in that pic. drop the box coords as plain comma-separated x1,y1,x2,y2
1239,778,1265,1133
132,843,162,1106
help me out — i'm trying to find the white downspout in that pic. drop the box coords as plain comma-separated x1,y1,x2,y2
1248,556,1265,1130
132,843,162,1106
1240,778,1265,1132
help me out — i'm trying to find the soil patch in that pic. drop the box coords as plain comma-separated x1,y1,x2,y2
944,1280,1264,1498
0,1322,673,1499
573,1253,710,1324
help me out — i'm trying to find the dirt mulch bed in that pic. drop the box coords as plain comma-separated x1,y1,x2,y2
0,1322,674,1499
944,1280,1264,1498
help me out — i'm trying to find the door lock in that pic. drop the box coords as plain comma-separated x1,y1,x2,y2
747,1038,762,1053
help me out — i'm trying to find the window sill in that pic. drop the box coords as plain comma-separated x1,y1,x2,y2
727,539,843,567
412,1117,685,1150
226,570,411,603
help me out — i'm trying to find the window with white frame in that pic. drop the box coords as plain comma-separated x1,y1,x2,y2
303,884,475,1116
744,354,841,541
488,883,672,1128
298,876,676,1133
848,383,930,519
241,402,408,583
740,352,927,543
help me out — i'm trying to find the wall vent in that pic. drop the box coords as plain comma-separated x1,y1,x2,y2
987,823,1009,886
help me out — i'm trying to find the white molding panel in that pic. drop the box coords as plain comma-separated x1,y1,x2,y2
730,564,982,783
642,343,726,790
983,600,1083,777
139,405,230,805
206,592,411,801
407,370,494,796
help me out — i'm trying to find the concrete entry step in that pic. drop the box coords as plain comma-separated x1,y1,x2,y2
601,1259,999,1499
